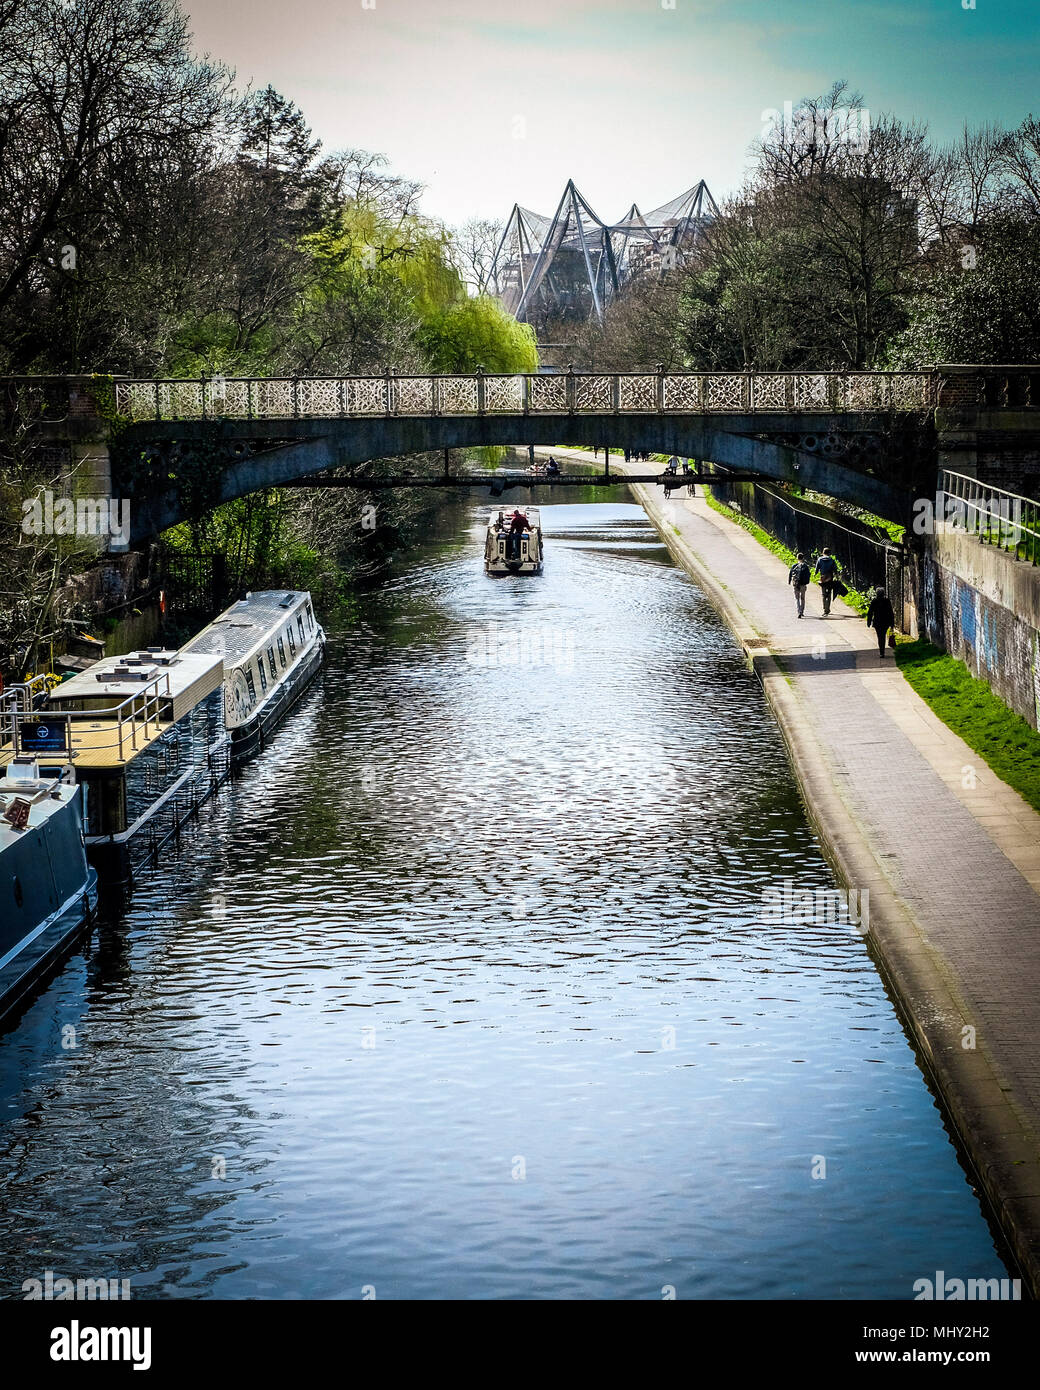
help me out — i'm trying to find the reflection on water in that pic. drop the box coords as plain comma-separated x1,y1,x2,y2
0,496,1014,1299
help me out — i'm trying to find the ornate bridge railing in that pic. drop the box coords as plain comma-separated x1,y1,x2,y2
113,371,936,422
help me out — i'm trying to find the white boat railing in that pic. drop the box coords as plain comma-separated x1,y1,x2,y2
2,672,173,763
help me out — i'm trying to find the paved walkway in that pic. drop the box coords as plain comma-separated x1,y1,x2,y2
539,446,1040,1290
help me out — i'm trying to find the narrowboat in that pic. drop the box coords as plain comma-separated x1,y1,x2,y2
0,755,98,1025
484,506,544,576
180,590,326,761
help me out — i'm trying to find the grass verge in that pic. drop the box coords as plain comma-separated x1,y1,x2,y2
895,639,1040,815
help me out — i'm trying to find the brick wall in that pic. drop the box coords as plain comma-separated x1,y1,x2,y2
910,542,1040,729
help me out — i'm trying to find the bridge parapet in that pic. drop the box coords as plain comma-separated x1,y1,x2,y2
114,369,937,422
935,364,1040,411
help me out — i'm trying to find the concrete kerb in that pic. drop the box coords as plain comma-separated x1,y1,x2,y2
626,474,1040,1297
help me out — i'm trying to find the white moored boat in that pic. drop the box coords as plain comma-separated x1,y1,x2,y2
484,506,544,576
180,590,326,761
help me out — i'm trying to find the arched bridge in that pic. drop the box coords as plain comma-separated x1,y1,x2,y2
112,369,939,542
12,365,1040,546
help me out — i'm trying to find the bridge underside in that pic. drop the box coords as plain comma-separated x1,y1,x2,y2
119,412,924,545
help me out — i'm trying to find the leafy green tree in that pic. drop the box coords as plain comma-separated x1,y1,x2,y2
890,215,1040,365
419,295,538,373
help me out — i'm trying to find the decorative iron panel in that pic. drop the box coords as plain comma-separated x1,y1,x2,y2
844,375,885,410
751,376,789,410
891,374,929,409
791,375,829,409
529,376,567,412
484,376,525,412
619,375,656,411
439,377,479,413
346,378,388,414
297,379,342,418
253,380,293,417
118,382,156,420
575,376,612,411
662,375,703,410
706,375,746,411
394,377,435,414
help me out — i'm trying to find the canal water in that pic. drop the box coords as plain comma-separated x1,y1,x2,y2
0,493,1015,1299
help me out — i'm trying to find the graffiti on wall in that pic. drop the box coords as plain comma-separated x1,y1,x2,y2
920,555,1040,731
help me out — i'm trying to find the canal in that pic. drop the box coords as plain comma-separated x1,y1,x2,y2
0,491,1016,1299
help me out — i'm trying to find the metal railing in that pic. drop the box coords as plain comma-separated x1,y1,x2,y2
1,672,173,763
114,370,937,423
939,470,1040,565
0,676,52,748
87,730,231,872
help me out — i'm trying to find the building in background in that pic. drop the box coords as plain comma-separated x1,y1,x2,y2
491,180,718,330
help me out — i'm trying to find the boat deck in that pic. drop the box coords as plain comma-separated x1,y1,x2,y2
0,716,175,771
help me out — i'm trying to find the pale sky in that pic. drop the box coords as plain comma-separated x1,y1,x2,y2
185,0,1040,228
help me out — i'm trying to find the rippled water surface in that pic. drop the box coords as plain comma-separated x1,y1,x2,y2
0,496,1014,1298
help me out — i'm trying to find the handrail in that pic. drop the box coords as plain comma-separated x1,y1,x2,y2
939,469,1040,565
2,671,173,759
114,370,938,422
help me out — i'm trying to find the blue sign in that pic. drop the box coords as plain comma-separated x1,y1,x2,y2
19,719,69,754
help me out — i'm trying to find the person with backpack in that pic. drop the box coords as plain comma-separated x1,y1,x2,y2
788,552,812,617
813,547,840,615
866,588,896,658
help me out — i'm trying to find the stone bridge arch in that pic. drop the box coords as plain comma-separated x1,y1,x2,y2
122,412,913,546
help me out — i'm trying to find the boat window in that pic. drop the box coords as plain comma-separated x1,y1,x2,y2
256,656,267,692
305,602,313,630
245,667,257,701
277,637,286,667
267,647,277,681
287,626,296,656
297,615,305,643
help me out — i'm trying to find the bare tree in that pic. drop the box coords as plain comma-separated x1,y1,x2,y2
0,0,230,330
1000,115,1040,214
451,217,504,294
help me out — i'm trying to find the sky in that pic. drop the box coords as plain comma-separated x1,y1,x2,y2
184,0,1040,229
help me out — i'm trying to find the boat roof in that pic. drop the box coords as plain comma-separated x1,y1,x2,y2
489,506,540,525
47,648,222,705
180,591,312,666
0,770,78,852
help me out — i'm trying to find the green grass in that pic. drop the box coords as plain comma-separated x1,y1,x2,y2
702,487,872,615
894,639,1040,814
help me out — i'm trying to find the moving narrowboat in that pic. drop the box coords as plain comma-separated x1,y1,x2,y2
484,506,544,576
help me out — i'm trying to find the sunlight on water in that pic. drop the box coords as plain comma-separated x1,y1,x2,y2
0,496,1013,1299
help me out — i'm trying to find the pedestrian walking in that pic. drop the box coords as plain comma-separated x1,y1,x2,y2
788,551,812,618
866,588,896,658
813,547,840,615
667,455,679,475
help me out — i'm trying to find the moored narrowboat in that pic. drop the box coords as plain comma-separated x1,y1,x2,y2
180,590,326,761
0,756,98,1025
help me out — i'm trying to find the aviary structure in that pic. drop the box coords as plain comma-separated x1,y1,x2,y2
490,179,718,328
